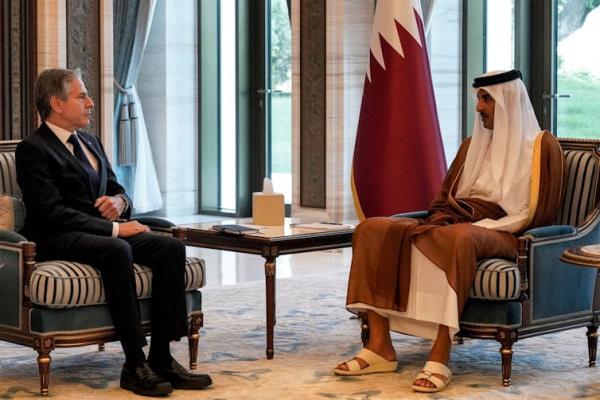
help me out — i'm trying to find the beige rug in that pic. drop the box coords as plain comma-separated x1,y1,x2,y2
1,267,600,399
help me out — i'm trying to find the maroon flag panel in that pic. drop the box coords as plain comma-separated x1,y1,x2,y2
352,2,446,220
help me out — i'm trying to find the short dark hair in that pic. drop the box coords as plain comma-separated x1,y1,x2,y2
34,68,82,120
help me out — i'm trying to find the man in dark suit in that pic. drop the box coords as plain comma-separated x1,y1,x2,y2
16,68,212,397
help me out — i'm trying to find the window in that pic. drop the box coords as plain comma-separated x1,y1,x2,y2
268,0,292,204
555,0,600,138
429,0,463,162
136,0,199,217
486,0,515,71
219,1,237,211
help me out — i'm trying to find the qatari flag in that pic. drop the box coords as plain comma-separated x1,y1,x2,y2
351,0,446,220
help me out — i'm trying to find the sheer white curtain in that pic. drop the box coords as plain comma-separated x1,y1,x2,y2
114,0,162,213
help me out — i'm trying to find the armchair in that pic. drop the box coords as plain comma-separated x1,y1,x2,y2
366,137,600,386
0,140,207,395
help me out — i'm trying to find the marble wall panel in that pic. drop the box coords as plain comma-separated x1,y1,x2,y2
36,0,66,73
292,0,373,222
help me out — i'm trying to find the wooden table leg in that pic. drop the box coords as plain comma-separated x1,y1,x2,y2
264,256,276,359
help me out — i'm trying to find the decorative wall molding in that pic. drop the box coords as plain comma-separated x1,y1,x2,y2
299,0,326,208
0,0,37,140
66,0,101,137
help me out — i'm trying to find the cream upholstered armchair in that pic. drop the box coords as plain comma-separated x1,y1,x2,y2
367,137,600,386
0,140,207,395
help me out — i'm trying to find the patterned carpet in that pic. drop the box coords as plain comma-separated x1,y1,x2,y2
1,263,600,399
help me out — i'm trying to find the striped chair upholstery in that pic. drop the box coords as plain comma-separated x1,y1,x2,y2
470,258,520,300
30,257,206,308
556,150,599,226
0,151,20,196
469,148,599,301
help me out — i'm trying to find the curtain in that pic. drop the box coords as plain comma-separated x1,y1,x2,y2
113,0,162,214
422,0,436,31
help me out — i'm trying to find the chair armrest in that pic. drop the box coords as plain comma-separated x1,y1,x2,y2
523,225,576,239
133,217,175,229
0,240,36,326
0,230,27,243
391,210,429,219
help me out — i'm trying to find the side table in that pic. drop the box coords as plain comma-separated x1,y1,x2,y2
561,244,600,366
561,245,600,268
174,218,354,359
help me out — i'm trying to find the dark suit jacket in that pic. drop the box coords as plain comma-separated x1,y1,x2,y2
16,122,132,245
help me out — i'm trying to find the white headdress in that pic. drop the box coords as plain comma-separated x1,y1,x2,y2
456,70,541,232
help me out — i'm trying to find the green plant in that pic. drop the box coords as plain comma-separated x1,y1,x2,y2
270,0,291,89
556,74,600,138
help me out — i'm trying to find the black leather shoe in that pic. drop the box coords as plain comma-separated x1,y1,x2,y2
150,358,212,390
120,362,173,397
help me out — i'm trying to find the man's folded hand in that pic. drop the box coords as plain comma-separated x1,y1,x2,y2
118,221,150,237
95,195,125,221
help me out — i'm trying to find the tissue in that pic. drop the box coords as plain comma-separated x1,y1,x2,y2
252,178,284,226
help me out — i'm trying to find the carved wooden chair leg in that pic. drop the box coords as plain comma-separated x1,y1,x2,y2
188,313,203,370
587,325,599,367
34,337,55,396
98,343,105,352
456,333,464,345
359,312,369,347
496,329,517,387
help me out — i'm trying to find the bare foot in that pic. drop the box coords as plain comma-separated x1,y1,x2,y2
413,372,449,389
412,325,452,387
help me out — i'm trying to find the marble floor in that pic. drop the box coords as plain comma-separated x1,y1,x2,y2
167,213,354,288
186,245,353,289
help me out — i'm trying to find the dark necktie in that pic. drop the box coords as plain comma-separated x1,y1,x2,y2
67,133,99,193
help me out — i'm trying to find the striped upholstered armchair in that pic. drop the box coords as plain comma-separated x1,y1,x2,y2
0,140,207,395
388,137,600,386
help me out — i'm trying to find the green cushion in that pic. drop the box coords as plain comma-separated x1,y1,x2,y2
0,247,22,328
460,299,522,328
30,290,202,334
0,230,27,243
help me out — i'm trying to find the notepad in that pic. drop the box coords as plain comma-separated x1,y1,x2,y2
290,222,352,231
212,224,260,235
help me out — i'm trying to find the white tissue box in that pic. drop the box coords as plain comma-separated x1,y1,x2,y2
252,193,284,226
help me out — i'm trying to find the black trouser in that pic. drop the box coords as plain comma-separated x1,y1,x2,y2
37,232,189,351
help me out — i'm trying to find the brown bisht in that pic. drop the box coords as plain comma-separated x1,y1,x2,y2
346,131,564,316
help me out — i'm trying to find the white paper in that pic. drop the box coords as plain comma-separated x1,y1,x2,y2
262,177,274,193
290,222,353,231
